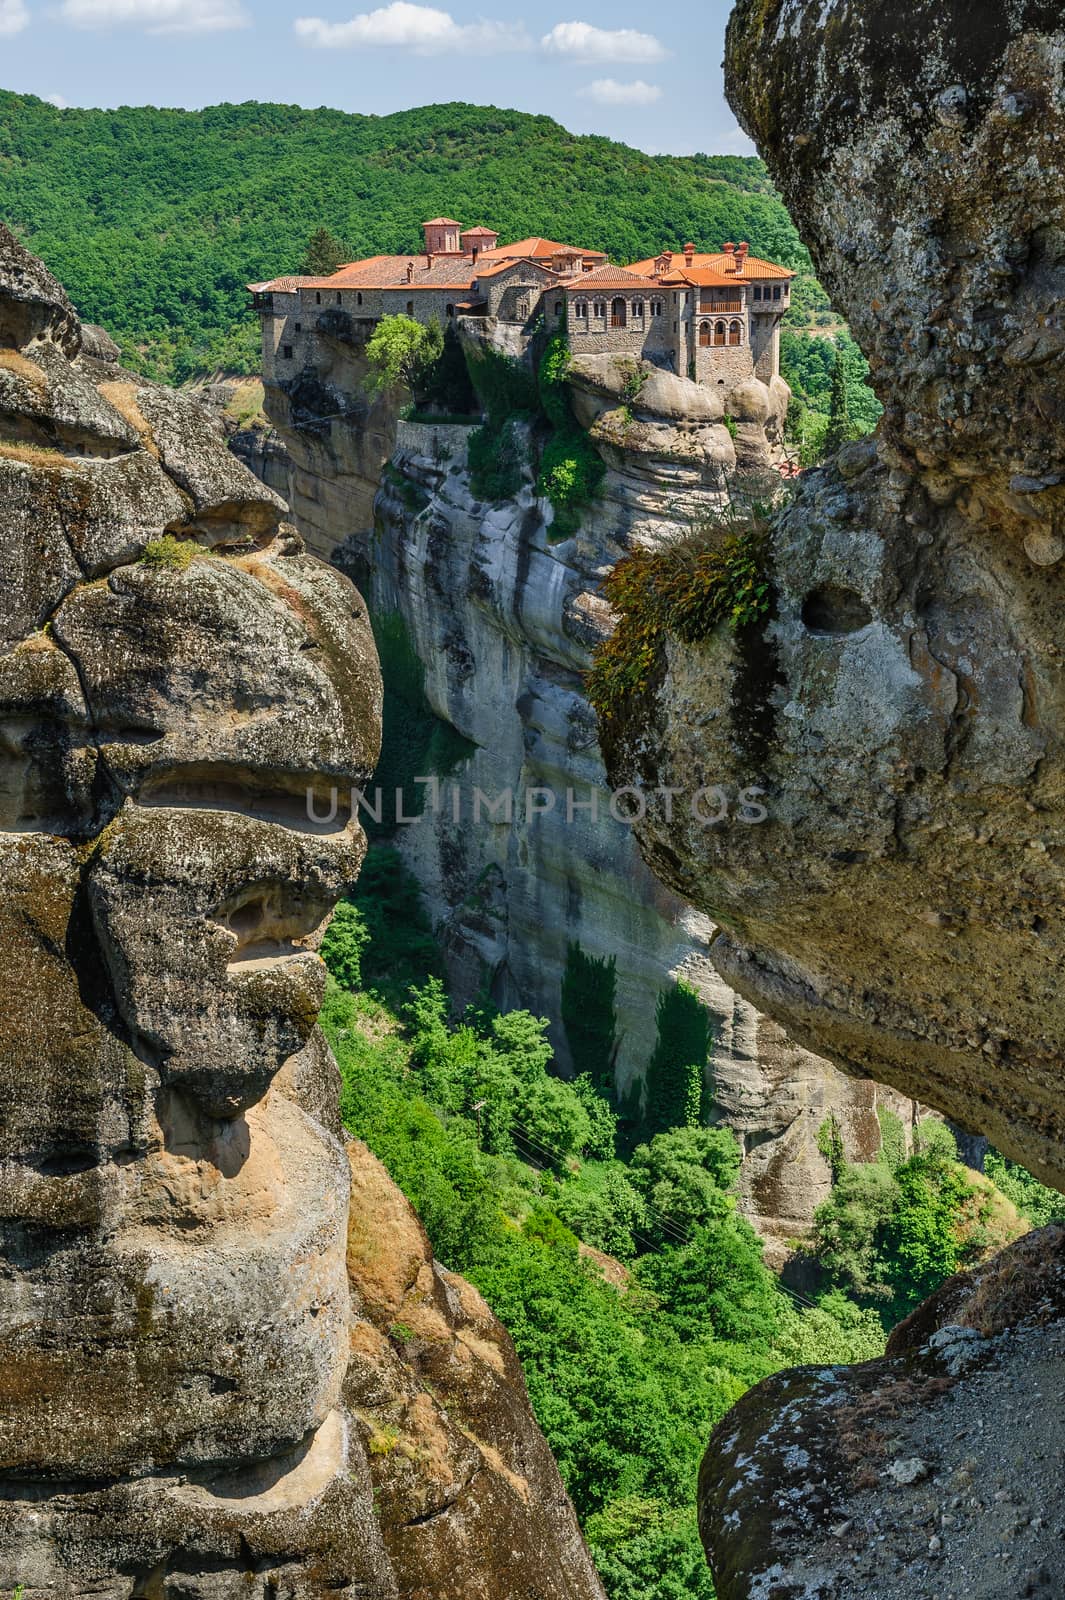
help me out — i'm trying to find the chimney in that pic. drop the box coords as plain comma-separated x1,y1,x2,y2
684,241,695,266
723,241,736,273
737,241,750,273
406,261,414,283
425,249,433,269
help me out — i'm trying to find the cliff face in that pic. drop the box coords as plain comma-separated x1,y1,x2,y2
602,1,1065,1193
0,224,603,1600
245,325,908,1244
584,2,1065,1592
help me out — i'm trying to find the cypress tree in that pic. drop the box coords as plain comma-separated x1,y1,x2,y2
643,981,713,1138
301,227,348,276
561,942,619,1098
824,346,853,454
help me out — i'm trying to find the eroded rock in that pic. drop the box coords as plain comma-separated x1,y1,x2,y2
0,224,603,1600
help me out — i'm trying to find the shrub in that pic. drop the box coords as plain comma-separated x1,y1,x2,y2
468,418,526,501
537,427,605,537
142,535,198,571
587,508,774,725
319,900,370,991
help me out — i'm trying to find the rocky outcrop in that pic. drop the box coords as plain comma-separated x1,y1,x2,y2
701,1224,1064,1600
587,2,1065,1592
602,2,1065,1192
0,223,603,1600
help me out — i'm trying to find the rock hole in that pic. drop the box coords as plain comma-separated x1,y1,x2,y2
801,584,873,635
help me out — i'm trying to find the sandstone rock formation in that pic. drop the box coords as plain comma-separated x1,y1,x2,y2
0,223,604,1600
589,1,1065,1592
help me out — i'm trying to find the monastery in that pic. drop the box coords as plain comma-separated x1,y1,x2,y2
250,218,795,391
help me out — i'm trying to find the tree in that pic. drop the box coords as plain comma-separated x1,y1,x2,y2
363,314,444,402
301,226,348,275
561,942,619,1097
824,346,854,454
629,1124,741,1242
318,900,369,991
643,982,712,1137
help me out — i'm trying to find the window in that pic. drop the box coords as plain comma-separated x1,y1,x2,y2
407,301,414,315
633,300,643,320
773,285,781,300
282,344,293,359
356,292,363,306
699,320,712,347
516,297,529,319
651,299,662,317
316,292,321,304
714,320,726,346
294,322,302,332
611,297,627,328
574,300,588,320
554,301,563,315
729,320,742,345
753,286,762,301
336,292,342,304
446,303,455,318
594,300,606,319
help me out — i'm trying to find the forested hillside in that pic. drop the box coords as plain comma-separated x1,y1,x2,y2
320,849,1041,1600
0,91,810,381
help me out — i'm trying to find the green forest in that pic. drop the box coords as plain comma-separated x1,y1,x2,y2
0,90,831,389
319,847,1045,1600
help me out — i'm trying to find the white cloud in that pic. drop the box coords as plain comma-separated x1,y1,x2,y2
0,0,30,35
59,0,249,32
581,77,661,106
294,1,529,52
540,20,665,64
45,92,70,107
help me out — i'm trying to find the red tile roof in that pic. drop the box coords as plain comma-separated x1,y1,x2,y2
627,249,794,281
566,265,652,290
461,226,499,237
422,217,462,227
477,236,606,263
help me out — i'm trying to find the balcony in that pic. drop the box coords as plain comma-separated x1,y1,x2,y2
699,299,743,314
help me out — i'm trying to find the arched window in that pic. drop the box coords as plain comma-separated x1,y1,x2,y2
574,300,588,320
594,300,606,319
554,301,563,315
651,299,662,317
336,292,342,304
699,320,712,347
446,303,455,318
633,300,643,320
714,320,727,346
729,320,742,345
611,297,627,328
315,292,322,304
356,292,363,306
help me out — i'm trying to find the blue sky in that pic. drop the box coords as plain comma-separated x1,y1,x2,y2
0,0,753,157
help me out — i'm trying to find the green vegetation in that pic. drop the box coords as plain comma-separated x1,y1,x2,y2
984,1149,1065,1228
322,850,888,1599
140,535,198,571
586,505,773,725
643,983,713,1138
560,942,619,1097
364,314,444,403
780,327,881,465
301,225,349,276
809,1118,1024,1324
468,417,527,501
368,611,474,832
0,93,812,382
535,332,605,538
